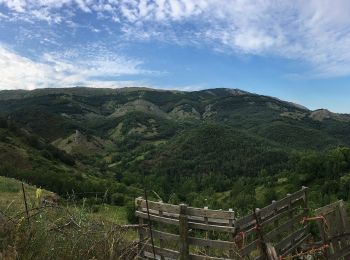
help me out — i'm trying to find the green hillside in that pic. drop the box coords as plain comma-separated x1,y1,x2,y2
1,87,350,213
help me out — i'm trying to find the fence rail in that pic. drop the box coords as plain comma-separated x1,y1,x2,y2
135,187,350,259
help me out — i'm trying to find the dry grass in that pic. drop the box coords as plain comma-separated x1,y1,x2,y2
0,177,139,260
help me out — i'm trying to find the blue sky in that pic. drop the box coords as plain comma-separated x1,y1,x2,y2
0,1,350,112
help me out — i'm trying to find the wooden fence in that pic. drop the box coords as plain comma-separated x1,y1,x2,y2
135,187,350,259
315,200,350,259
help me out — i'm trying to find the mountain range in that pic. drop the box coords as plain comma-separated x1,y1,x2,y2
1,87,350,211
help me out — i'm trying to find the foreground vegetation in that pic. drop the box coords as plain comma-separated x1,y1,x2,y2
0,176,137,260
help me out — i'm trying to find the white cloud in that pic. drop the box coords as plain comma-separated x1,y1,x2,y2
2,0,350,77
114,0,350,77
0,45,153,90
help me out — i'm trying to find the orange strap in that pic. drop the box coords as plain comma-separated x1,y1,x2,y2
239,231,245,248
300,215,329,230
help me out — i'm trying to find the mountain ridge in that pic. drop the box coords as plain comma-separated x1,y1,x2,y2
1,86,350,213
0,87,345,115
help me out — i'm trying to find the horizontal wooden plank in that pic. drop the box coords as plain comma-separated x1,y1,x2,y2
188,221,235,233
138,209,231,226
186,207,235,219
275,225,310,253
188,236,235,249
260,198,304,224
234,214,256,231
281,233,311,256
136,211,179,226
258,188,307,219
138,208,179,219
137,199,180,214
142,228,236,249
137,212,234,232
315,200,342,216
264,212,306,241
260,207,304,227
187,215,230,226
235,188,308,231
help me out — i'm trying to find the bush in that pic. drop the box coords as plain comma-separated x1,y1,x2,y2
111,193,125,206
125,200,137,224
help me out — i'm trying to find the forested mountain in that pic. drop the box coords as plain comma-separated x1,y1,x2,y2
1,87,350,213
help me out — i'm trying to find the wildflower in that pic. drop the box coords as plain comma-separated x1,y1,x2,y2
36,188,43,205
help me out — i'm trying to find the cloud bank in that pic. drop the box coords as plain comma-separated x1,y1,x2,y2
0,45,151,90
1,0,350,90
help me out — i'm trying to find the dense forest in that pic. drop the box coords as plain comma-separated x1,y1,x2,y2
1,87,350,219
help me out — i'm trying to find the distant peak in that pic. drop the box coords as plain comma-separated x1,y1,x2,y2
310,109,350,122
225,88,249,96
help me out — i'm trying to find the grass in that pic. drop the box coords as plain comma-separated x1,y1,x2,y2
0,176,138,260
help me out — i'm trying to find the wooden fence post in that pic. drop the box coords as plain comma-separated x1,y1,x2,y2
21,182,30,225
136,197,145,258
204,206,210,256
179,203,189,260
228,208,235,259
159,200,165,260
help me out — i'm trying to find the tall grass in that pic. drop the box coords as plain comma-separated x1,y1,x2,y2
0,181,139,260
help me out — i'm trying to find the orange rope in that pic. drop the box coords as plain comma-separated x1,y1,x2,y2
300,214,329,237
300,215,328,229
239,231,245,248
280,215,330,260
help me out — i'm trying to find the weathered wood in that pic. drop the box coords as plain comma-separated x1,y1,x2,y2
179,204,189,260
158,201,165,260
21,182,30,225
265,212,306,241
275,225,310,253
138,207,232,226
315,200,343,216
135,187,318,260
260,207,303,227
136,197,145,258
139,199,235,218
139,199,180,214
281,233,311,256
187,206,235,219
314,200,350,259
339,200,350,232
187,215,230,226
234,214,256,231
188,220,235,233
228,208,235,258
204,206,210,256
258,188,308,218
235,188,308,232
135,211,179,226
188,236,236,249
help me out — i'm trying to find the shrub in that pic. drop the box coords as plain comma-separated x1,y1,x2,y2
111,193,125,206
125,200,137,224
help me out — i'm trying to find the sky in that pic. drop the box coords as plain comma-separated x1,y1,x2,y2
0,1,350,113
